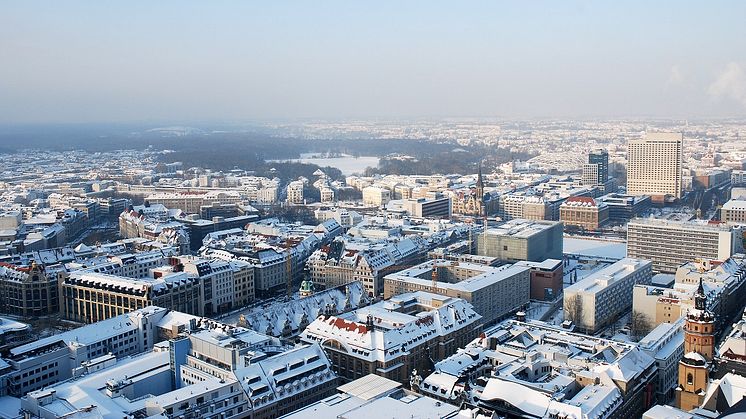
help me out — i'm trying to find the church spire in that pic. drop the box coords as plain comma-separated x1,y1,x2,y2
694,278,707,311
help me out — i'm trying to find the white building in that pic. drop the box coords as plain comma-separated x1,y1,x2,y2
362,186,391,207
286,180,305,204
627,218,744,273
564,258,653,333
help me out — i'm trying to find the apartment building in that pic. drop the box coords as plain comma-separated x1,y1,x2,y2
722,199,746,224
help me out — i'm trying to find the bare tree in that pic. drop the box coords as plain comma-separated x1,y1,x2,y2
629,310,652,341
564,294,584,329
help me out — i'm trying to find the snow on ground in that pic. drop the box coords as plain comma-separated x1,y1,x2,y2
563,237,626,259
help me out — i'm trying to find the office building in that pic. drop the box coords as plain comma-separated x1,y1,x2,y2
627,218,744,273
597,193,651,222
515,258,563,301
588,148,610,184
563,258,652,334
559,196,609,231
722,199,746,224
476,219,563,262
0,261,58,318
627,132,684,200
301,292,482,383
383,260,530,324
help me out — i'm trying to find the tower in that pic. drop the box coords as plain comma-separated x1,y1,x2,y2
676,279,715,411
475,162,485,216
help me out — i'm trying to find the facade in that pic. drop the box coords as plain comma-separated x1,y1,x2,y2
627,132,684,199
146,191,242,214
588,148,609,184
383,260,531,324
559,196,610,231
476,219,563,262
301,292,482,383
59,271,202,322
515,258,563,301
0,261,58,318
563,258,653,334
627,218,744,273
401,196,452,218
420,320,658,419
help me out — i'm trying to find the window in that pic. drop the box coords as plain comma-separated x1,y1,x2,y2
687,373,693,385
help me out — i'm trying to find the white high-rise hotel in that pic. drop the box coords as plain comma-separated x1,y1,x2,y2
627,132,684,199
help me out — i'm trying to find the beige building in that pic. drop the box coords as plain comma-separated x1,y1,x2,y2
722,199,746,224
627,132,684,199
383,260,530,324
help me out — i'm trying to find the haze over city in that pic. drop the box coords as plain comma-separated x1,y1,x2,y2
2,1,746,124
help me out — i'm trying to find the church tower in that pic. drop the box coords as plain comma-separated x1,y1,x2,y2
676,279,715,411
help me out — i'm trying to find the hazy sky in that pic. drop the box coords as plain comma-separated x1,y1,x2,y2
1,1,746,124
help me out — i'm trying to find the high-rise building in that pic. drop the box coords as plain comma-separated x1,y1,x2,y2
627,132,684,199
584,148,609,186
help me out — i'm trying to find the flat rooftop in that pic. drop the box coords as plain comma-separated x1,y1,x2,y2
484,219,560,238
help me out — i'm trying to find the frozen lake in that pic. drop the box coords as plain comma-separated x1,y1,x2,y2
268,154,380,176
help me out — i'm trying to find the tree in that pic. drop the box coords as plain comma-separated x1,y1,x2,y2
564,294,584,329
629,310,652,341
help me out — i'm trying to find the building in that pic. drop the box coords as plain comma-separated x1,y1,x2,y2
597,193,651,222
286,180,305,204
0,261,58,318
627,218,744,273
559,196,610,231
638,318,685,403
59,270,203,322
362,186,391,207
301,292,482,383
476,219,563,262
587,148,609,185
146,191,242,214
396,196,452,219
676,281,716,411
514,258,563,301
16,310,338,419
420,320,658,419
383,260,530,324
0,316,31,352
282,374,460,419
1,306,182,396
627,132,684,199
722,198,746,224
563,258,652,334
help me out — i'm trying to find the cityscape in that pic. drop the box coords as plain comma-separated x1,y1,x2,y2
2,2,746,419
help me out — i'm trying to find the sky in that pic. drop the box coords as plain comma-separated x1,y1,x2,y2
1,1,745,124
